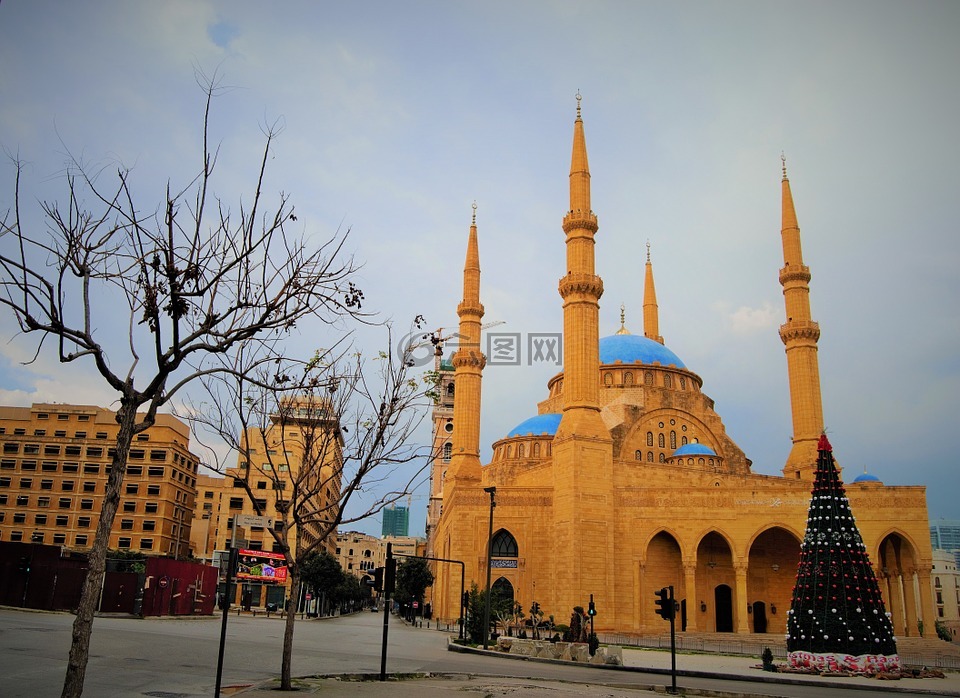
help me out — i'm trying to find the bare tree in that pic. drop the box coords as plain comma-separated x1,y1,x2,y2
0,80,368,698
183,325,433,689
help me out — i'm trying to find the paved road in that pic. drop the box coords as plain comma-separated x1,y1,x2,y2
0,608,954,697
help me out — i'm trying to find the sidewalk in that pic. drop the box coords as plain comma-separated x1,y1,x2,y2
233,640,960,697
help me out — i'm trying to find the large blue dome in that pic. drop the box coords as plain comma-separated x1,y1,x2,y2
599,334,686,368
673,443,717,457
506,413,562,437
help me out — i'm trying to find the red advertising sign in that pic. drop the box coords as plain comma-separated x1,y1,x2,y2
236,549,288,583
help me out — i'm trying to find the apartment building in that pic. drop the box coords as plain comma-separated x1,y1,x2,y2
0,403,198,556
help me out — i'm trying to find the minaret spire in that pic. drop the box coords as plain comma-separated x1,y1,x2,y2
557,92,606,438
778,157,825,480
643,241,664,345
446,203,485,482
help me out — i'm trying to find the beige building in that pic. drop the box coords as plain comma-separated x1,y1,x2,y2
189,398,340,609
0,403,198,556
430,98,935,639
335,531,423,578
932,549,960,641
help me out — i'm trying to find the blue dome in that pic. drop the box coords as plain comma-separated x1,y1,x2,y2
506,413,562,438
673,443,717,457
599,334,685,368
853,472,882,484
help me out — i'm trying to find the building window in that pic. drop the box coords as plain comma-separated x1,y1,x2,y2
83,464,101,474
21,460,36,470
129,449,145,460
16,495,29,506
118,537,131,549
44,445,60,455
13,513,25,524
491,529,519,557
145,502,158,513
53,533,67,545
682,436,688,446
0,476,10,488
644,371,653,386
670,431,677,449
664,374,673,388
646,432,653,447
77,516,91,528
83,481,96,493
1,459,16,470
31,531,44,543
55,515,68,527
3,443,20,454
679,376,686,390
39,479,53,490
62,462,79,473
75,534,88,546
142,520,156,531
442,442,452,463
80,499,94,510
647,451,654,462
659,453,666,463
150,450,166,461
10,531,23,541
127,466,142,476
147,484,160,496
229,497,244,510
533,442,541,457
37,496,50,507
148,466,164,477
120,519,134,530
123,501,136,512
635,450,642,460
86,447,103,458
65,445,82,456
58,497,71,508
139,539,154,550
61,481,75,491
21,477,34,489
125,483,138,495
658,434,665,448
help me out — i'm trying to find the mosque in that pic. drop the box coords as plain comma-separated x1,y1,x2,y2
426,97,935,638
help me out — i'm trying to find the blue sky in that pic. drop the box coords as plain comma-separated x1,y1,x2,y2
1,1,958,537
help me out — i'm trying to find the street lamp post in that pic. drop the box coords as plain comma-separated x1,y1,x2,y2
482,486,497,650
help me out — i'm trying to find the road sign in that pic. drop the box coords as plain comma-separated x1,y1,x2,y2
236,514,274,529
158,576,169,589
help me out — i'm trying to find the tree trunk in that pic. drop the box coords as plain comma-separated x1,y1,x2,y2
61,399,138,698
280,570,301,690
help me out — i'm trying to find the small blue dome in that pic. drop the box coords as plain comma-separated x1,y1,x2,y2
506,413,562,438
853,472,882,484
673,443,717,457
599,335,685,368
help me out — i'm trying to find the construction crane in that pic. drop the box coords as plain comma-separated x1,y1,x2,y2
415,321,506,370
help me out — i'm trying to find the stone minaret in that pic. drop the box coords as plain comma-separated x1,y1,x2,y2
555,93,607,441
552,95,616,627
445,203,485,483
643,242,664,344
778,157,825,480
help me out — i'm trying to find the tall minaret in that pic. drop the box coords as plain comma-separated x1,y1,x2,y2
445,203,485,482
643,242,664,345
555,92,607,440
552,94,616,629
778,156,825,480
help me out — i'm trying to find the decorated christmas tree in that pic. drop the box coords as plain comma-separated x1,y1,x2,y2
786,433,900,673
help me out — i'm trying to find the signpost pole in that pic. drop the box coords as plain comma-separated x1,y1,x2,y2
214,522,240,697
379,542,392,681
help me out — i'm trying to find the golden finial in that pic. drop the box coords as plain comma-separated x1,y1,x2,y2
616,303,630,335
646,240,651,263
781,152,788,180
576,90,582,120
471,200,477,225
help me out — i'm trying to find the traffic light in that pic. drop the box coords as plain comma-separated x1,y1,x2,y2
655,586,674,621
588,599,596,617
384,557,396,595
462,591,470,608
367,567,384,592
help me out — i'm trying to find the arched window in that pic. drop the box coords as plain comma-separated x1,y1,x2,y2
679,376,686,390
533,442,541,457
698,458,705,465
635,449,642,460
658,433,665,448
681,436,688,446
644,371,654,386
446,383,455,397
506,444,512,458
518,443,525,458
664,374,673,388
442,442,452,462
624,372,634,385
491,529,518,557
647,451,653,462
546,443,552,456
647,431,654,447
658,453,666,463
492,577,515,605
603,372,613,385
670,430,677,449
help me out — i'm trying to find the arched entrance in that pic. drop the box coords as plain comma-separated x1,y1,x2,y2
878,533,921,637
747,526,801,634
715,584,733,632
696,531,734,632
492,576,514,606
645,531,683,630
752,601,767,633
